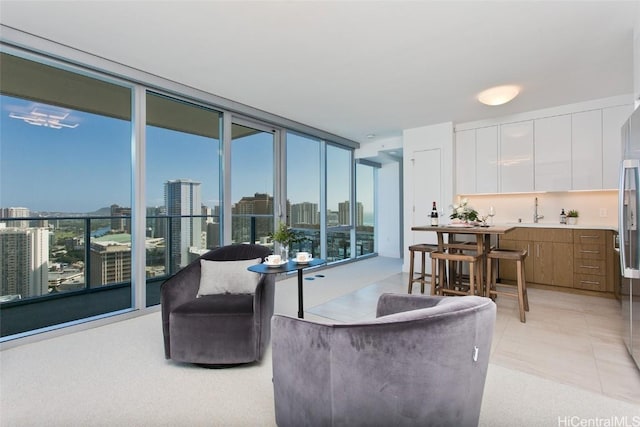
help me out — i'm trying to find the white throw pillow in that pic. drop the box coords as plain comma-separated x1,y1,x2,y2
197,258,262,296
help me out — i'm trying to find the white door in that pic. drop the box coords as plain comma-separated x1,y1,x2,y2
412,148,441,246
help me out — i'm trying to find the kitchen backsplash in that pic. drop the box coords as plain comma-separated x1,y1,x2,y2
454,191,617,227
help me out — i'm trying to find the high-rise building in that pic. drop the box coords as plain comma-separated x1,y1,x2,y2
110,204,131,233
291,202,319,226
337,201,364,226
89,241,131,287
146,206,165,239
1,207,30,228
165,179,202,272
231,193,278,243
356,202,364,226
0,224,49,298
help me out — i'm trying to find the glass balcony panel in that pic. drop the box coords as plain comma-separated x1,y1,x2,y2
327,229,351,262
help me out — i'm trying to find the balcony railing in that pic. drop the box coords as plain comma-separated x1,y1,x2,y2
0,214,374,339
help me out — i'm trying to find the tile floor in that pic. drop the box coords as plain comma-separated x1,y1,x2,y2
308,271,640,405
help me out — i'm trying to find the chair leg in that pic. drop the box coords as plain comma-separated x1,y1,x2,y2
521,260,530,312
420,251,426,294
468,260,475,296
485,256,492,298
516,259,526,323
407,250,415,294
431,256,438,295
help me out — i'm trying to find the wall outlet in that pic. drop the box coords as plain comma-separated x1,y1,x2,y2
599,208,607,217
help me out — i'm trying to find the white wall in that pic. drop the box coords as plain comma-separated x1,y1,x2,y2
635,3,640,107
402,122,454,272
377,161,402,257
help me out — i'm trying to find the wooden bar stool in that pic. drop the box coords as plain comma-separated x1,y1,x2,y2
407,244,438,294
486,248,530,323
443,241,477,289
430,250,481,296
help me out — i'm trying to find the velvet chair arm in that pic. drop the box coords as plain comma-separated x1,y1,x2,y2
271,315,334,425
160,260,202,358
253,271,275,359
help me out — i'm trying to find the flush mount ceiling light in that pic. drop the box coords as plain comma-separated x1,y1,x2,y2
477,85,520,106
9,107,79,129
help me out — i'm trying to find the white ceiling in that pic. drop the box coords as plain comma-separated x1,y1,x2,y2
0,1,638,145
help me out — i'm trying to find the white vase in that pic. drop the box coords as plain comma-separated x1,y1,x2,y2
567,217,577,225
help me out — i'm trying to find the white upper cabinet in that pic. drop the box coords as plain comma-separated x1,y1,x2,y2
572,109,602,190
455,126,498,194
602,104,633,189
534,115,572,191
500,121,534,193
455,129,476,194
457,97,633,193
475,126,498,193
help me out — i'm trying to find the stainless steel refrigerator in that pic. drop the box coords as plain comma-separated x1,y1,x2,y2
619,106,640,371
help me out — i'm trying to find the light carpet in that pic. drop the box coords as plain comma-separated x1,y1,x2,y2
2,311,639,426
2,257,639,426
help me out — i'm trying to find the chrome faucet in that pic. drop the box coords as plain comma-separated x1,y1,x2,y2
534,197,544,223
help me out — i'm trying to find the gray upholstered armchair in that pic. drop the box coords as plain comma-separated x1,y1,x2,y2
272,293,496,426
161,244,274,366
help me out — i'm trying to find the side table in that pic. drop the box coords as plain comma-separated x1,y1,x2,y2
248,258,326,318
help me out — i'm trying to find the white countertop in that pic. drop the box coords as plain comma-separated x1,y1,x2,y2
500,222,618,232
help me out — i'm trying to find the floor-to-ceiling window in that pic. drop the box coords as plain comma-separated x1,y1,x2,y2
145,92,222,306
0,41,370,342
356,161,377,257
286,132,321,257
0,52,133,337
326,144,353,261
230,121,276,245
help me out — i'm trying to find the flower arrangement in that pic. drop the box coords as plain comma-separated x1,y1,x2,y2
450,197,478,222
269,222,307,248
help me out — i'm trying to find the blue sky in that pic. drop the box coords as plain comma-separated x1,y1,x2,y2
1,95,373,215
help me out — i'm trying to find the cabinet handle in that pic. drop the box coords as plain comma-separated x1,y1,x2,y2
580,235,600,239
536,244,539,257
579,250,600,254
580,280,600,285
579,265,600,270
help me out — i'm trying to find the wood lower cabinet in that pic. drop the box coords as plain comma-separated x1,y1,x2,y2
499,227,617,294
573,229,615,292
499,228,573,288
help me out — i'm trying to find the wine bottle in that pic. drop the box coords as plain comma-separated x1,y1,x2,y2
430,201,439,226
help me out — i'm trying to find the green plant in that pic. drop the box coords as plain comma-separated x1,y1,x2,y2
567,210,579,218
269,222,307,247
449,197,478,222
